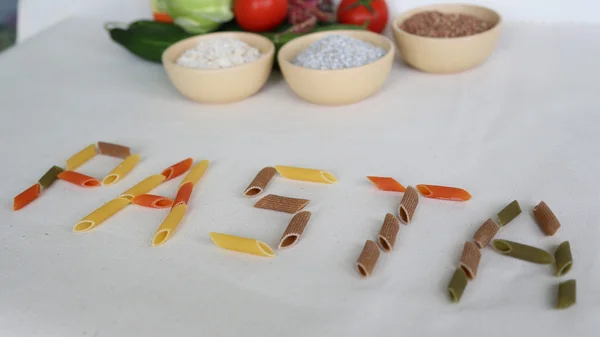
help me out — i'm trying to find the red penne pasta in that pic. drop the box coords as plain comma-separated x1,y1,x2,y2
416,184,472,201
161,158,193,181
174,181,194,206
367,176,406,192
131,194,174,209
58,171,101,188
13,183,41,210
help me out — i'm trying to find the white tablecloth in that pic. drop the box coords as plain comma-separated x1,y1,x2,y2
1,18,599,337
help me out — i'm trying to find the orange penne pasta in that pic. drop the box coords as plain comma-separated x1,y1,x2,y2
58,171,101,188
161,158,193,181
367,176,406,192
131,194,174,209
416,184,472,201
174,181,194,206
13,183,41,210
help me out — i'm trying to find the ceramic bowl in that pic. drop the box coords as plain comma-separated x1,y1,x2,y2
392,4,502,73
162,32,274,104
278,30,395,106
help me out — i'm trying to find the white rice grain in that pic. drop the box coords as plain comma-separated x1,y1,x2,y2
176,38,261,69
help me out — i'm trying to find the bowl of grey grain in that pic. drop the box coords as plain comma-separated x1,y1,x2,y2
393,4,501,73
278,30,395,106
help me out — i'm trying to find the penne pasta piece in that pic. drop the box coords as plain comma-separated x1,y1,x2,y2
357,240,380,277
278,211,312,249
73,197,131,232
491,239,554,264
97,141,131,159
161,158,193,181
244,167,277,197
459,241,481,279
174,181,194,206
367,176,406,192
448,268,468,303
58,171,101,188
66,144,97,170
13,183,41,211
131,194,174,209
554,241,573,277
254,194,310,214
415,184,472,201
102,154,141,186
533,201,561,236
209,232,275,257
557,279,576,309
497,200,521,226
398,186,419,224
472,218,500,248
377,213,400,252
38,166,64,189
119,174,166,200
275,165,337,184
152,204,188,247
179,160,210,187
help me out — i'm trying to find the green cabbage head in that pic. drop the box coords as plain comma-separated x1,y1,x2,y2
166,0,234,34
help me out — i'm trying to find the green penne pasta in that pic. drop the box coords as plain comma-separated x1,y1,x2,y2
557,279,576,309
448,268,468,303
491,239,554,264
497,200,522,226
554,241,573,277
38,165,64,188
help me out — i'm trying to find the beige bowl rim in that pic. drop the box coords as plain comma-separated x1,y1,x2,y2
277,29,396,74
162,31,275,73
392,3,503,41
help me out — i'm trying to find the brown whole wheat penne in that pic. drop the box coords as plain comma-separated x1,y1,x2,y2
357,240,380,277
97,141,131,159
378,213,400,252
473,218,500,248
398,186,419,224
278,211,312,249
459,241,481,280
533,201,561,236
243,167,277,197
254,194,309,214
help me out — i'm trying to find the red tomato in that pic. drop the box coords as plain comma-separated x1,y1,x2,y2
234,0,289,32
337,0,389,34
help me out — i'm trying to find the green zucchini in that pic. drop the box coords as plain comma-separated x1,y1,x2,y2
106,20,366,65
128,20,191,37
108,27,187,63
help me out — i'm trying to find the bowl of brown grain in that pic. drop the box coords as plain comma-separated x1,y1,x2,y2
392,4,501,73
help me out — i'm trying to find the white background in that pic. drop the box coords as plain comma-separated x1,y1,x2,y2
17,0,600,41
1,17,599,337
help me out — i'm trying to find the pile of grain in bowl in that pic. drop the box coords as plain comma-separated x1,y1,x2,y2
293,35,386,70
400,11,491,38
176,38,261,69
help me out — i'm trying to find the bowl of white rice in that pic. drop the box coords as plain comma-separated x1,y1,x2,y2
162,32,274,104
278,30,395,106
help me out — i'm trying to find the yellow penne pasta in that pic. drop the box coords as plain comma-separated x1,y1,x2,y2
119,174,166,200
275,165,337,184
66,144,97,170
102,154,141,186
209,232,275,257
73,197,131,232
152,204,188,247
179,160,210,187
